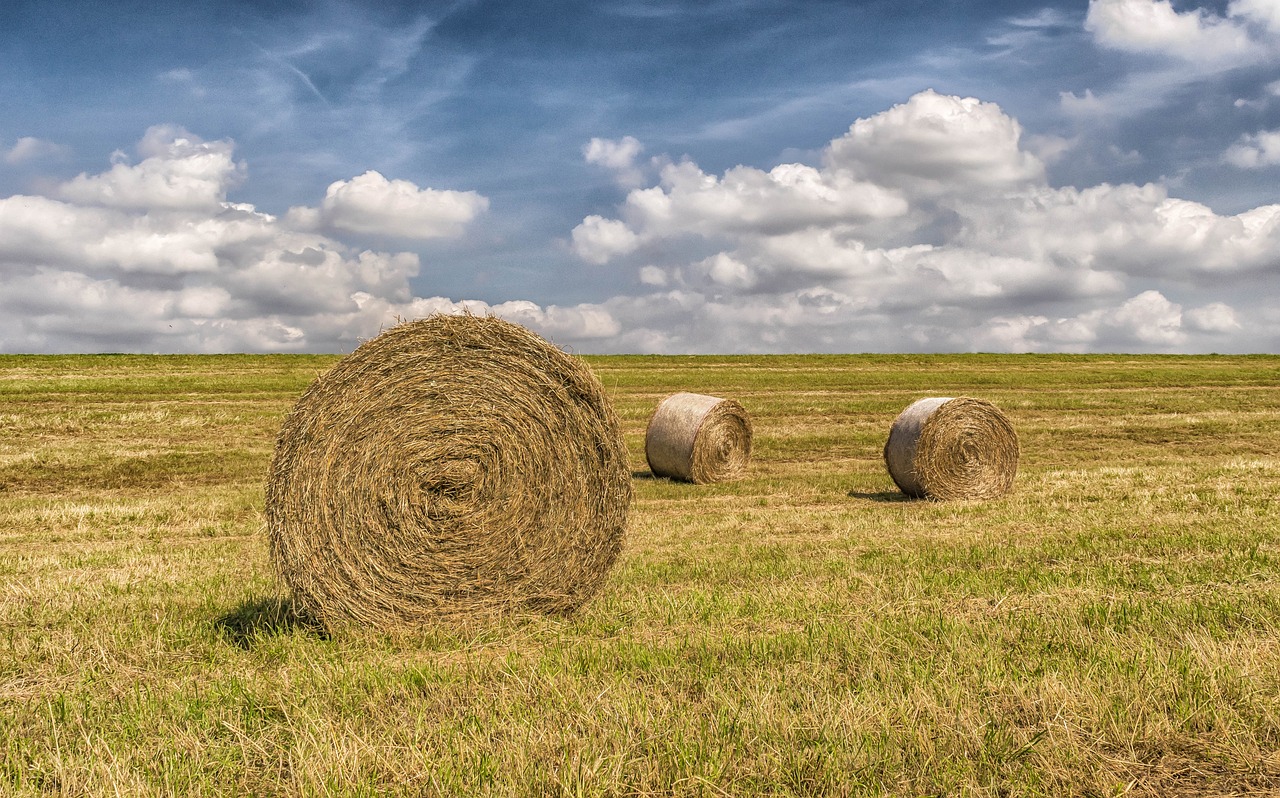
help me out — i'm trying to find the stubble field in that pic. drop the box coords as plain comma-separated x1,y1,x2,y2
1,352,1278,797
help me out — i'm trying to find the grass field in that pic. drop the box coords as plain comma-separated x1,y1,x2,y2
2,352,1279,797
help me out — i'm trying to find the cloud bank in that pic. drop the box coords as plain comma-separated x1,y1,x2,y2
2,84,1278,354
0,126,607,353
571,90,1279,353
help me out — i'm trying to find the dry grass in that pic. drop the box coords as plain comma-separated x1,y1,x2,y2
1,352,1279,796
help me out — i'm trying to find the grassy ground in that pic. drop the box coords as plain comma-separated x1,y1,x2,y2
1,352,1278,797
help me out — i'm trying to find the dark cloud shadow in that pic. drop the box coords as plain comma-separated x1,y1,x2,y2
215,596,328,648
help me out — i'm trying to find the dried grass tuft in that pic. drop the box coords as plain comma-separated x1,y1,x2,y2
645,392,752,484
265,314,632,629
883,396,1019,500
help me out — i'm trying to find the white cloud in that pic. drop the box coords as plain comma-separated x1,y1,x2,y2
4,88,1278,356
959,183,1280,277
1105,289,1186,344
570,155,906,262
565,90,1280,353
1025,134,1077,165
702,252,756,290
571,214,640,264
1230,0,1280,33
638,265,668,287
4,137,70,165
1223,129,1280,168
1185,301,1241,332
584,136,647,188
1071,1,1280,121
1085,0,1268,65
972,291,1242,352
58,126,242,211
0,128,591,354
489,300,621,340
308,170,489,239
826,90,1045,199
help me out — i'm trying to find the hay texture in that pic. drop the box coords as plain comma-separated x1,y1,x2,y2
645,392,752,484
883,397,1019,500
265,314,632,628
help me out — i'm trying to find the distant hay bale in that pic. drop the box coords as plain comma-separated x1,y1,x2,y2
265,314,632,629
883,397,1019,500
645,392,752,484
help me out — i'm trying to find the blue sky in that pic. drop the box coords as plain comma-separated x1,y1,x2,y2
2,0,1279,353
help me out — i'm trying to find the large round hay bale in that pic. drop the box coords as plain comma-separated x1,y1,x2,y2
645,392,752,484
883,396,1019,500
265,314,632,628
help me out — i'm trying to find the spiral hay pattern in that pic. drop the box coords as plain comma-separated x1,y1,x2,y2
883,397,1019,500
265,314,632,628
645,392,752,484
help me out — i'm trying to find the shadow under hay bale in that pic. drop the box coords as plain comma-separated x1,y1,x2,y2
645,392,752,484
215,596,326,647
846,490,915,503
265,314,632,630
883,396,1019,501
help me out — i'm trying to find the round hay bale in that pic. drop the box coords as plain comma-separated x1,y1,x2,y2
265,314,632,628
645,392,752,484
883,396,1019,500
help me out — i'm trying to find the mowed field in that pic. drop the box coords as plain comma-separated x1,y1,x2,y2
2,353,1279,797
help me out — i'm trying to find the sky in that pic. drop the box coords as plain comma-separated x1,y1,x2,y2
1,0,1279,355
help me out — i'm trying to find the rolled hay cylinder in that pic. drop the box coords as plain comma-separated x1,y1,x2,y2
645,392,752,484
883,397,1019,500
265,314,632,629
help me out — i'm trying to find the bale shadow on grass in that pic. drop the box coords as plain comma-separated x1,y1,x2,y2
847,490,914,503
631,470,658,480
215,596,328,648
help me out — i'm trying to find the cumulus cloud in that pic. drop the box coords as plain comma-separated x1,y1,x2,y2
5,87,1278,355
1223,129,1280,168
568,89,1278,353
570,156,905,266
584,136,647,188
4,137,70,165
638,265,668,287
296,170,490,239
1185,301,1241,333
0,128,600,353
1084,0,1273,65
1070,1,1280,120
826,91,1045,199
487,300,622,341
571,215,640,264
975,291,1246,352
59,126,243,211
